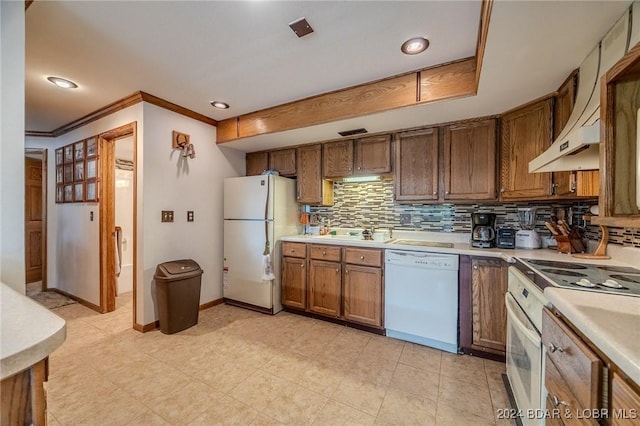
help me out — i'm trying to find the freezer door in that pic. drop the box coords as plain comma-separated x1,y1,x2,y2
223,219,274,310
224,175,273,220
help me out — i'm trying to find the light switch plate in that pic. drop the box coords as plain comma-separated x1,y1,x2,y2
400,213,411,225
187,211,194,222
161,210,174,222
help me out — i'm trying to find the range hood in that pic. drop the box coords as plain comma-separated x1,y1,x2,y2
529,10,630,173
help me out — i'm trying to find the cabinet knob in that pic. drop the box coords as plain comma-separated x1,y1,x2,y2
345,270,349,275
473,265,478,270
445,191,449,195
336,268,339,272
433,191,437,195
322,251,326,255
500,188,505,193
357,166,361,170
552,395,568,407
548,343,564,353
360,256,365,260
300,263,305,268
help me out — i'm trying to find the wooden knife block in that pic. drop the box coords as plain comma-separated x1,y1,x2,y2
555,234,585,254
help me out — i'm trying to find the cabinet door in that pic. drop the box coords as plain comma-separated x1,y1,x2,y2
323,140,353,178
269,149,296,176
308,260,341,317
281,256,307,310
471,258,508,353
611,372,640,426
297,144,332,205
500,98,553,199
354,135,391,175
343,264,382,327
246,152,269,176
394,128,439,201
443,119,497,200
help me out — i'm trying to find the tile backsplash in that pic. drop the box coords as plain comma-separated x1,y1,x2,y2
308,179,640,248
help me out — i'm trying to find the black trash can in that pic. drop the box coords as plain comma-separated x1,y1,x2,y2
154,259,203,334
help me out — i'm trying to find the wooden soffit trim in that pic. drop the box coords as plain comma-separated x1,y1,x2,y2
26,91,217,138
217,0,492,144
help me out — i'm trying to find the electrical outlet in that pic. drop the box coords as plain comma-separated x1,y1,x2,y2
400,213,411,225
161,210,174,222
187,211,194,222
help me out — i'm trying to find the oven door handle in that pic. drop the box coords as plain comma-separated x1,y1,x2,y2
505,293,541,347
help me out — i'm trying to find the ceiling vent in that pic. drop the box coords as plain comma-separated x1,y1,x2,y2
289,18,314,38
338,128,368,137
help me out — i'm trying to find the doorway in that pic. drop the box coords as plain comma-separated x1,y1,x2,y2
98,123,137,329
24,149,47,290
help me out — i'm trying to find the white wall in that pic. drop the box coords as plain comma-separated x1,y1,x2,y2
26,104,144,307
115,135,134,294
0,1,26,292
141,103,244,324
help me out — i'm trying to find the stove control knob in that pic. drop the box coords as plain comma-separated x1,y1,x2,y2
602,279,623,289
576,278,595,288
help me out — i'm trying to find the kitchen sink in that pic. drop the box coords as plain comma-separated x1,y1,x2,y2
309,234,394,243
391,239,455,248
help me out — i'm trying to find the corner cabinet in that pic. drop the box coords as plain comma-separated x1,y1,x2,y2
594,43,640,228
394,128,439,201
500,98,554,200
460,256,508,358
296,144,333,206
442,119,497,201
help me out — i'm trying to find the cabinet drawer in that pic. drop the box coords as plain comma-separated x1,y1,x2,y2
545,354,598,425
344,248,382,267
282,242,307,258
310,245,341,261
542,308,602,410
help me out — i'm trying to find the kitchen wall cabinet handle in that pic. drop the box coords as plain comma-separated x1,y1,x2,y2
445,191,449,195
335,268,339,272
473,264,478,270
322,251,326,255
552,396,568,407
500,188,505,193
300,264,305,268
432,191,437,195
345,270,349,275
360,256,365,260
548,343,564,353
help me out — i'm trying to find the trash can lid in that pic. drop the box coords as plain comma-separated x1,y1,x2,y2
156,259,201,276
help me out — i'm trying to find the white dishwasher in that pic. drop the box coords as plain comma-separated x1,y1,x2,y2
384,250,459,353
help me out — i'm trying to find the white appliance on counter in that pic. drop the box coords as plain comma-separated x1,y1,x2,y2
223,175,298,314
384,250,459,353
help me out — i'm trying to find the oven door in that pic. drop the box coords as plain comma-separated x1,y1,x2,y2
505,292,544,426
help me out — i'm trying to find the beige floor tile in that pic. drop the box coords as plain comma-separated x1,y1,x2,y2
260,351,309,382
489,386,511,413
362,336,404,362
348,352,398,387
399,342,442,374
375,388,437,426
313,400,375,426
250,414,286,425
188,392,259,425
440,353,489,389
332,376,388,416
144,380,216,424
130,408,173,425
389,363,439,402
230,370,291,408
261,383,328,425
437,377,495,422
436,401,497,426
74,388,150,425
46,410,62,426
298,358,348,397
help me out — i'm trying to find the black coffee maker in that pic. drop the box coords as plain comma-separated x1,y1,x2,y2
471,212,496,248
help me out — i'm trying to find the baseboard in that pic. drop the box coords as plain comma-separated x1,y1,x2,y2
49,289,101,313
134,321,159,333
199,298,223,311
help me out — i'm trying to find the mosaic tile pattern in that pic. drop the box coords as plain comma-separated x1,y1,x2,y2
309,179,640,248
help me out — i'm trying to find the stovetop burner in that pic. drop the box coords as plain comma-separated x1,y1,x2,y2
540,268,588,277
519,258,640,297
526,260,587,269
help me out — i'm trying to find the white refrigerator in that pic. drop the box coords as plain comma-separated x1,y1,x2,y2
223,175,299,314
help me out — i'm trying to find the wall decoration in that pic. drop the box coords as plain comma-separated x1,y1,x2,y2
63,164,73,183
63,184,73,202
74,141,85,160
74,161,84,181
86,137,97,157
86,180,97,202
55,148,63,166
56,166,63,184
86,158,97,179
64,145,73,163
74,182,84,201
56,185,63,203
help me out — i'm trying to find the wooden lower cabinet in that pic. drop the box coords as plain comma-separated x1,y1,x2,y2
460,256,508,358
1,358,47,426
610,372,640,426
343,264,382,327
308,260,341,317
281,256,307,310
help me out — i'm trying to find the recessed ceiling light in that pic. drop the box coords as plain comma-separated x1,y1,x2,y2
210,101,229,109
401,37,429,55
47,76,78,89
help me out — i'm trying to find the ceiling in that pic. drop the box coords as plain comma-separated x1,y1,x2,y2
26,1,631,152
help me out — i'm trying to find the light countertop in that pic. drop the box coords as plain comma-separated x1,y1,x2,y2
1,283,66,380
545,287,640,384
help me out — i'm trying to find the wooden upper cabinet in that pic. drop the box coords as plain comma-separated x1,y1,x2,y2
443,119,497,201
296,144,333,206
394,128,439,201
269,148,296,176
246,151,268,176
354,135,392,175
553,71,577,138
500,98,553,200
323,140,353,178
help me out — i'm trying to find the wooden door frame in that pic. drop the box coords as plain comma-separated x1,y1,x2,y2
98,122,137,326
24,148,47,290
